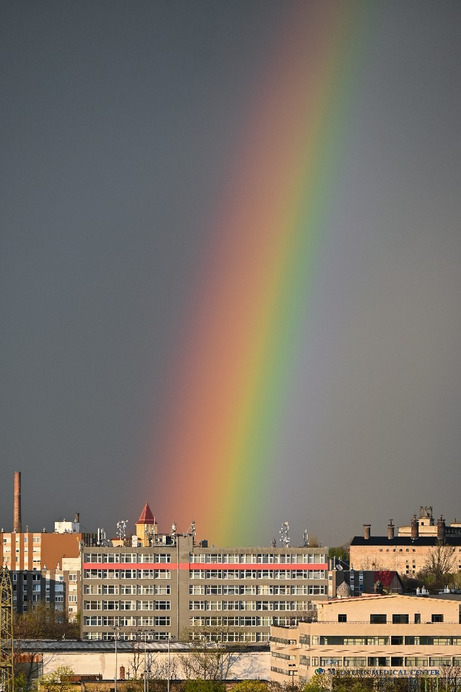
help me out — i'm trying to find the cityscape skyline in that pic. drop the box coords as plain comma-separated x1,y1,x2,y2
1,471,459,553
2,2,461,547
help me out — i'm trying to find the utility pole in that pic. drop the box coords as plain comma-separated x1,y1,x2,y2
0,566,14,692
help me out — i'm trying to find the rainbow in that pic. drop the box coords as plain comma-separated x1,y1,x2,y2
148,2,369,545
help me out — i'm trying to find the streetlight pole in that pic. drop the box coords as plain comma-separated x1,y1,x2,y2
167,633,176,692
113,625,120,692
137,629,155,692
288,663,297,692
143,633,147,692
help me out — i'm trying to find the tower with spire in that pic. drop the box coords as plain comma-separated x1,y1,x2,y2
135,502,158,547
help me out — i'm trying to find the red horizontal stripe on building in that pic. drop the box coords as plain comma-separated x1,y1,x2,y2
83,563,327,570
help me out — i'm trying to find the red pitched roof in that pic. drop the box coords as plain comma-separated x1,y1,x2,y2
374,570,397,588
136,502,156,525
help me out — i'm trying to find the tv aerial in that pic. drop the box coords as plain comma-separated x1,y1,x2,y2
303,529,309,547
279,521,290,547
116,520,128,540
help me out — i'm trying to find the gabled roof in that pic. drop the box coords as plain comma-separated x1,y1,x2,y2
374,570,400,588
136,502,156,525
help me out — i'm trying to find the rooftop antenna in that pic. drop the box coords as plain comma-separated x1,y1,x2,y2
116,520,128,541
279,521,290,547
303,529,309,547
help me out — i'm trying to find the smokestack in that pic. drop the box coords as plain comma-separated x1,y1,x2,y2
14,471,22,533
363,524,371,540
387,520,395,540
437,516,446,541
411,514,419,540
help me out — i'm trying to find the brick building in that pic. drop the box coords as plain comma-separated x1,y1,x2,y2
350,512,461,576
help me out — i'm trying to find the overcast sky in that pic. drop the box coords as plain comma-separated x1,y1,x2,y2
1,1,461,547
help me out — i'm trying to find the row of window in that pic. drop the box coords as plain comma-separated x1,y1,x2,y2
83,600,171,611
189,570,325,580
84,616,171,627
301,657,461,668
84,632,166,641
190,631,269,643
189,553,326,564
84,630,269,643
84,584,170,595
190,616,297,627
189,600,308,611
84,570,171,579
84,553,172,563
189,584,325,595
338,613,445,624
314,635,461,646
271,666,297,677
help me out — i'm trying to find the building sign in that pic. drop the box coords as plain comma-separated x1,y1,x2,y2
319,668,440,678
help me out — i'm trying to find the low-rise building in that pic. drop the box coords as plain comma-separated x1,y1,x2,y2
350,514,461,576
18,640,270,683
331,569,402,598
270,593,461,685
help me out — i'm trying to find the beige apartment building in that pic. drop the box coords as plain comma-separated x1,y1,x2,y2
0,519,91,620
270,593,461,685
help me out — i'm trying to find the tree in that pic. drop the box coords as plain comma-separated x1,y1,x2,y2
179,628,243,682
328,546,350,564
302,673,330,692
437,663,461,692
232,682,270,692
38,665,75,692
14,603,77,692
126,641,145,683
418,542,456,592
330,675,373,692
14,602,79,640
183,681,226,692
179,643,236,682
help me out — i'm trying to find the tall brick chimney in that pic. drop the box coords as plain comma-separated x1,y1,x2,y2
437,516,446,541
13,471,22,533
411,514,419,540
363,524,371,540
387,520,395,540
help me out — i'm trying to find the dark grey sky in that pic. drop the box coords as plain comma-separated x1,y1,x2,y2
1,1,461,546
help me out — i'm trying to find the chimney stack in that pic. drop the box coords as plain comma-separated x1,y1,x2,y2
411,514,419,540
387,520,395,540
363,524,371,540
437,516,446,541
13,471,22,533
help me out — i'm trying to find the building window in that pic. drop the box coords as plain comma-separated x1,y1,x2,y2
344,658,366,667
391,636,404,645
405,658,427,667
432,614,444,623
368,657,388,667
392,614,409,624
338,614,347,623
370,614,387,624
415,613,421,624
